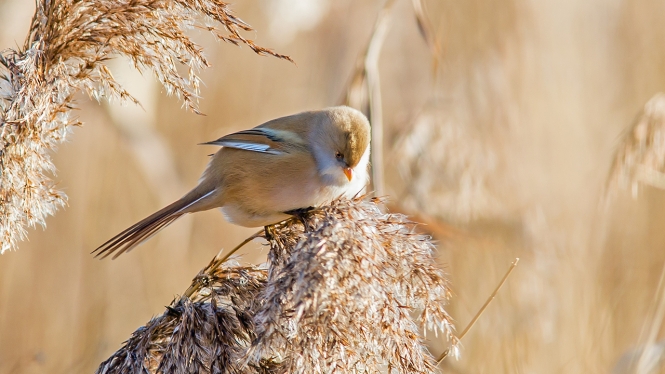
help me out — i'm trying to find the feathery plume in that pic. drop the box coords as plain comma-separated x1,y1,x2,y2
97,198,458,373
96,264,269,374
251,197,458,373
607,93,665,196
393,106,500,222
0,0,290,253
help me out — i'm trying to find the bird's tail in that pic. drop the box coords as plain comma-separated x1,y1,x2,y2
92,189,215,259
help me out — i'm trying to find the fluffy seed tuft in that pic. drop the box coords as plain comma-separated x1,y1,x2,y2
97,198,458,374
0,0,290,253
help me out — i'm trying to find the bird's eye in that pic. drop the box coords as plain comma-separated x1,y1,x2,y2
335,152,343,161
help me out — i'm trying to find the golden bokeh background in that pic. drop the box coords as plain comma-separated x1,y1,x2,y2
2,0,665,373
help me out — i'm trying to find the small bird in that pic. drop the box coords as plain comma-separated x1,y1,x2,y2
93,106,371,259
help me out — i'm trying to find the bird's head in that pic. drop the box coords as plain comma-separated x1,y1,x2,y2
310,106,371,185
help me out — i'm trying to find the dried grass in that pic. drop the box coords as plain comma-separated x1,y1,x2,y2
6,1,665,373
0,0,290,253
607,93,665,196
393,106,501,222
96,264,268,374
97,198,458,374
342,0,440,197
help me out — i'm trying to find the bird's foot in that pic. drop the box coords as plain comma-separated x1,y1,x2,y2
285,207,315,231
264,224,277,241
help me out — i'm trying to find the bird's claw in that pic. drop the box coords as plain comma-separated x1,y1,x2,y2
285,207,315,231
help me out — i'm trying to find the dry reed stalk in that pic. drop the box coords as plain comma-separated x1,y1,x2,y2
342,0,398,197
607,93,665,197
97,198,458,374
437,258,519,365
411,0,441,75
341,0,442,198
362,0,394,198
0,0,290,254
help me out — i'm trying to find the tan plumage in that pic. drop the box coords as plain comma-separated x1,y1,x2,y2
93,106,371,259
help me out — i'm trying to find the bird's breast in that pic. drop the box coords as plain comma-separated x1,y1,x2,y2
212,147,369,227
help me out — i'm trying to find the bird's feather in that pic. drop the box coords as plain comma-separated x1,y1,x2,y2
203,128,306,155
92,189,216,259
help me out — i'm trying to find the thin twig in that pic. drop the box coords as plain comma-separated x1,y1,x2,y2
215,230,264,266
436,258,520,365
182,229,263,299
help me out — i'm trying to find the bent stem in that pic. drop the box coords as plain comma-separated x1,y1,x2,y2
436,258,520,365
182,229,264,299
182,214,313,300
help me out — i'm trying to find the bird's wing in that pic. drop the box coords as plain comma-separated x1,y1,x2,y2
202,128,305,155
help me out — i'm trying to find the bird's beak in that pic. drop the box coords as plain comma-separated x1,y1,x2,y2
343,167,354,181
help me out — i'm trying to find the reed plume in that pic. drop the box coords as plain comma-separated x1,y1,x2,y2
96,197,458,374
0,0,290,253
607,93,665,195
96,264,269,374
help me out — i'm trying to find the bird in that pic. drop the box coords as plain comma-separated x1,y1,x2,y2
93,106,371,259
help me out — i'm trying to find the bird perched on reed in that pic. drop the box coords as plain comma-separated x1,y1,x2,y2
93,106,371,259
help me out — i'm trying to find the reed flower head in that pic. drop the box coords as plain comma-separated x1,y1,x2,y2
0,0,289,253
607,93,665,196
96,264,268,373
97,198,458,373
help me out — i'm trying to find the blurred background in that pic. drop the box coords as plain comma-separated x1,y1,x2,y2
2,0,665,373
